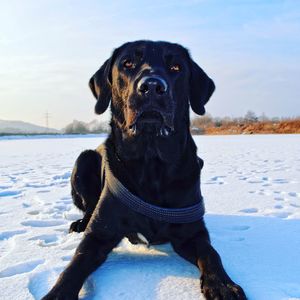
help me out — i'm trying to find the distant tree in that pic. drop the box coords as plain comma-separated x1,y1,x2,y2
92,122,110,133
214,117,223,127
63,120,109,134
232,117,245,125
222,116,233,126
258,112,269,122
64,120,89,134
191,114,213,129
271,117,280,123
244,110,258,123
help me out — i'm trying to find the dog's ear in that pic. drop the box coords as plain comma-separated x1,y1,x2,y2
89,57,114,115
189,60,215,115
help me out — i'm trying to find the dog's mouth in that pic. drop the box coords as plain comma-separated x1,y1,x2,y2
128,111,173,137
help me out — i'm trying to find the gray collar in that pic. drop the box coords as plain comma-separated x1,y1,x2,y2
99,145,205,224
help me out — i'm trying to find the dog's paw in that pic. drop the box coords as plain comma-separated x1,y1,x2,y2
200,274,246,300
69,219,86,233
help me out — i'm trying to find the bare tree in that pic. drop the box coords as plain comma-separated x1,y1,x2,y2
244,110,258,123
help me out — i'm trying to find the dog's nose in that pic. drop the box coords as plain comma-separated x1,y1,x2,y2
137,76,168,96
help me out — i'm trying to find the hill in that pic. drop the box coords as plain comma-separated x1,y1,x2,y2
0,119,60,134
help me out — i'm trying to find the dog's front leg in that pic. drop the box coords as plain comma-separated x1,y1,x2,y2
42,233,122,300
172,226,246,300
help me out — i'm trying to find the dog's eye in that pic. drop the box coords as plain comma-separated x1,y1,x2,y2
170,64,181,72
123,60,134,69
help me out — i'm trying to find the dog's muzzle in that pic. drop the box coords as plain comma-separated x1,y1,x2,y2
129,110,173,137
127,75,174,137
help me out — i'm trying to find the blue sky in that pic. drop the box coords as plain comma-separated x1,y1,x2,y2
0,0,299,129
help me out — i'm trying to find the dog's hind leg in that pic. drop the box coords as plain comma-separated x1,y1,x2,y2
69,150,102,233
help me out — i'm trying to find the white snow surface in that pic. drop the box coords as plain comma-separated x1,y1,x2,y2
0,134,299,300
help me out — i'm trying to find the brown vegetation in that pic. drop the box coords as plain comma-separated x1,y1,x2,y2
191,112,300,135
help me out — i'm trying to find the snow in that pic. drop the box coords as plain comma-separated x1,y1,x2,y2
0,134,299,300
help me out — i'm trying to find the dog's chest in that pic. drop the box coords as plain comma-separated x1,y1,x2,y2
135,160,169,205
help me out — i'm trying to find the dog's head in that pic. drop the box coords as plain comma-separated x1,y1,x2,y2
89,40,214,140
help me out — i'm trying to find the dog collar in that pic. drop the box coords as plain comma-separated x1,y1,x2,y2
99,145,205,224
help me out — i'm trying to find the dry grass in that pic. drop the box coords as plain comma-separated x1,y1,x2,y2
191,119,300,135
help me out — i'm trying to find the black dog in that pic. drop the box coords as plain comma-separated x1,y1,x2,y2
43,40,246,300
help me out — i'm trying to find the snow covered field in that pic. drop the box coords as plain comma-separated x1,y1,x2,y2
0,134,299,300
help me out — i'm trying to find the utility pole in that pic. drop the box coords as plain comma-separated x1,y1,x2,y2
45,111,51,132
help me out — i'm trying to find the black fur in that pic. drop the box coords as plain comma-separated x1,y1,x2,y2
43,40,246,300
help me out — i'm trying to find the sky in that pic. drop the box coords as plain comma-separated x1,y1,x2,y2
0,0,299,129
